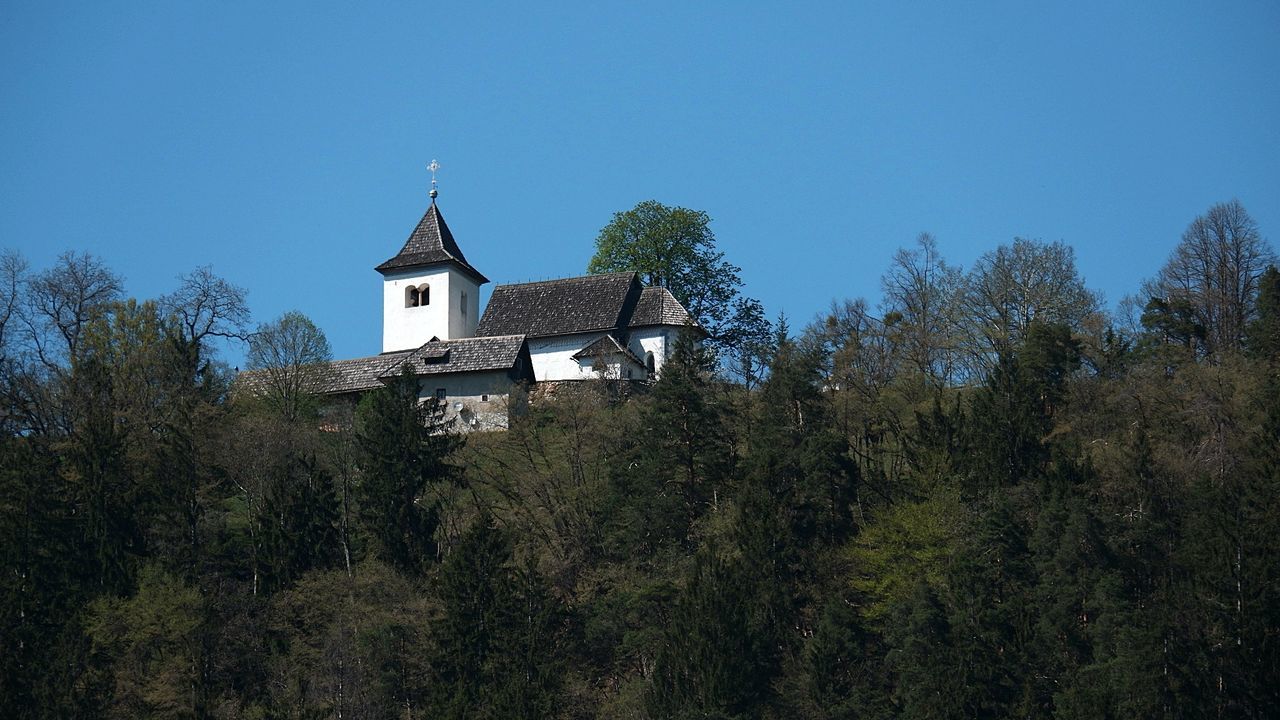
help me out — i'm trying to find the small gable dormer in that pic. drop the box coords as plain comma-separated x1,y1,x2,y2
377,200,487,352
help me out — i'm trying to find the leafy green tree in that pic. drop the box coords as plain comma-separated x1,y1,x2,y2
843,488,965,621
587,199,770,363
84,564,205,719
354,366,457,575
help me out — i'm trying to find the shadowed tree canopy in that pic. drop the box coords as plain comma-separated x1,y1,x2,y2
588,200,769,367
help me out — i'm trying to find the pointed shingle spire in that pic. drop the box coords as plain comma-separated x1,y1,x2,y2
374,201,489,283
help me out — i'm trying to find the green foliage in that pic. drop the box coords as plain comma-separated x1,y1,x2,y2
84,564,204,719
588,199,770,362
647,546,772,719
844,488,965,620
1247,265,1280,362
429,519,566,719
354,366,458,575
7,225,1280,719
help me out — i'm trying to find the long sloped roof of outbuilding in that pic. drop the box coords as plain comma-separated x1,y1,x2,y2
375,201,489,283
235,336,528,397
322,350,416,393
388,335,527,378
475,272,642,338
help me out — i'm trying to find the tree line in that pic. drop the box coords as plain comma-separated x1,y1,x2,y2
1,198,1278,718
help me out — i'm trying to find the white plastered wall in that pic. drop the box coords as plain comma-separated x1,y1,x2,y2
527,333,612,381
382,267,481,352
628,328,671,378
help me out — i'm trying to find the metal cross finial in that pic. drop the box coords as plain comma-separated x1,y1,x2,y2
427,159,440,199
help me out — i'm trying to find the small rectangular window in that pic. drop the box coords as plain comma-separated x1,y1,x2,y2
461,291,468,317
435,388,446,400
481,394,489,402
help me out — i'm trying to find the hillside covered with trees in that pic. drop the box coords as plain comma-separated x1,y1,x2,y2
2,199,1278,719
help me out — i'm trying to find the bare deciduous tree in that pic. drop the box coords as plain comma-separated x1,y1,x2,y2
22,250,123,368
246,311,333,421
962,238,1100,373
880,233,964,388
0,249,27,357
1143,199,1275,358
160,265,250,371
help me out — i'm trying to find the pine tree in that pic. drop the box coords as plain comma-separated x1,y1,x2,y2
886,582,963,720
430,520,565,719
606,329,731,558
354,366,457,575
647,546,771,719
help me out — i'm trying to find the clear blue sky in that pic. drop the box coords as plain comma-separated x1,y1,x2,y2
2,2,1277,364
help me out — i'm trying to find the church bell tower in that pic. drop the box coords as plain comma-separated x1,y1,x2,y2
375,163,487,352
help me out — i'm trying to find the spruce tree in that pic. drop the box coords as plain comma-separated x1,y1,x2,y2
353,366,456,575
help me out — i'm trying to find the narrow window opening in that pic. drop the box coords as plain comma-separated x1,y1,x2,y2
461,290,468,317
435,388,446,400
645,352,656,378
406,287,419,307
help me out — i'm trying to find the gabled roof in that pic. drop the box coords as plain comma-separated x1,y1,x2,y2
475,272,642,338
629,287,699,329
375,201,489,283
572,334,645,368
388,335,529,377
237,336,531,398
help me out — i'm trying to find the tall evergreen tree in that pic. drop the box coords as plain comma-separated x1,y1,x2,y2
647,546,772,719
430,520,565,719
354,366,457,575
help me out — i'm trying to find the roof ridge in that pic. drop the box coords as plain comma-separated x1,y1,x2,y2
493,271,637,289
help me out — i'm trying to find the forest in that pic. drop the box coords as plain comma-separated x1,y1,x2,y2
1,198,1278,719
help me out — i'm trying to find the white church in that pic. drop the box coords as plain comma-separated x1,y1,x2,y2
311,183,699,429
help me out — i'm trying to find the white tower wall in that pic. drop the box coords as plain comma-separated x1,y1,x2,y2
382,266,479,352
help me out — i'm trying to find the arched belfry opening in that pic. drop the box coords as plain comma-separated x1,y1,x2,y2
376,174,489,352
406,283,430,308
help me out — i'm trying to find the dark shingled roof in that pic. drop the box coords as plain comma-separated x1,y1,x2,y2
322,351,415,393
571,334,645,367
375,202,489,283
235,336,529,398
475,272,642,338
629,287,699,329
387,335,528,378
